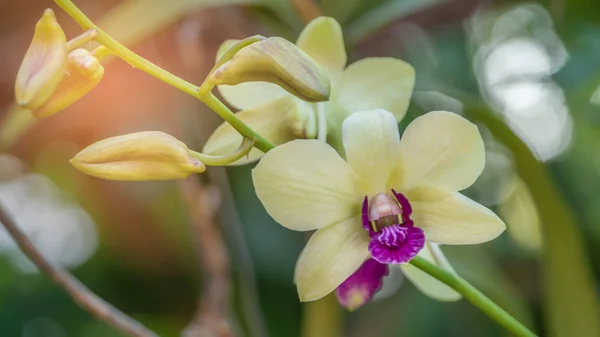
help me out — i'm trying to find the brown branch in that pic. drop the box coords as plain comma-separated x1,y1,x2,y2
0,202,158,337
179,177,233,337
291,0,322,23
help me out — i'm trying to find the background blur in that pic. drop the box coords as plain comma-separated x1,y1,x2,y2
1,0,600,336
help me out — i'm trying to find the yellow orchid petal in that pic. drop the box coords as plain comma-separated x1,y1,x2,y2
15,9,67,110
396,111,485,192
203,96,313,165
408,187,506,244
294,216,369,301
335,58,415,121
217,82,286,111
215,39,286,110
33,48,104,118
499,177,542,251
342,109,401,195
400,243,461,301
252,139,362,231
296,17,346,88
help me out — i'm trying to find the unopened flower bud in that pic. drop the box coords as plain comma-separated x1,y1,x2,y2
15,9,67,110
70,131,206,181
210,37,330,102
33,48,104,118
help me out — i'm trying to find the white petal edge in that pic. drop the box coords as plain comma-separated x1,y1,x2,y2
342,109,401,195
397,111,485,192
252,139,363,231
294,216,370,301
336,57,415,121
408,187,506,245
296,17,346,88
400,243,461,301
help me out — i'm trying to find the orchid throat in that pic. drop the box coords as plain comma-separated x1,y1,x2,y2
363,190,425,265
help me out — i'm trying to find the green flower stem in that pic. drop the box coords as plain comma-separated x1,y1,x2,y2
190,138,254,166
466,106,600,337
202,93,275,151
66,28,97,50
91,46,113,61
409,256,537,337
53,0,275,153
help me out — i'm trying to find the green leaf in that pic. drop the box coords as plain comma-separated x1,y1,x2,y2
96,0,260,49
345,0,444,47
467,107,600,337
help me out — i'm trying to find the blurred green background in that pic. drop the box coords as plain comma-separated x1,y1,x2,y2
1,0,600,336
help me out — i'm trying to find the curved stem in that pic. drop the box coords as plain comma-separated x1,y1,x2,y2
191,138,254,166
53,0,274,153
66,28,97,50
91,46,113,61
202,94,274,151
409,256,537,337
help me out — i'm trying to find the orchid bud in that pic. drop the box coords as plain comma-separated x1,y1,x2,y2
210,37,330,102
33,48,104,118
15,9,67,110
70,131,206,181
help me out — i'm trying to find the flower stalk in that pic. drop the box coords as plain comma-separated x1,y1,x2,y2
410,256,537,337
53,0,275,153
65,28,97,50
191,138,254,166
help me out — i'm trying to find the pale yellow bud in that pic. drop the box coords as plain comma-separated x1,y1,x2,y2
70,131,206,181
210,37,330,102
15,9,67,110
33,48,104,118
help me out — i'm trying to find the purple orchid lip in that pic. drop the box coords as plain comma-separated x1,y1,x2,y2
337,191,425,310
362,191,425,264
369,224,425,264
335,258,389,311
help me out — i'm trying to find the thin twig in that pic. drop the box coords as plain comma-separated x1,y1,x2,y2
179,178,233,337
291,0,322,23
0,203,158,337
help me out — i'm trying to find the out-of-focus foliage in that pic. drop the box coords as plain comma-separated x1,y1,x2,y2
1,0,600,336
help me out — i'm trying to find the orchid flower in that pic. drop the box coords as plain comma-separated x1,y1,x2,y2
252,109,506,309
203,17,414,164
